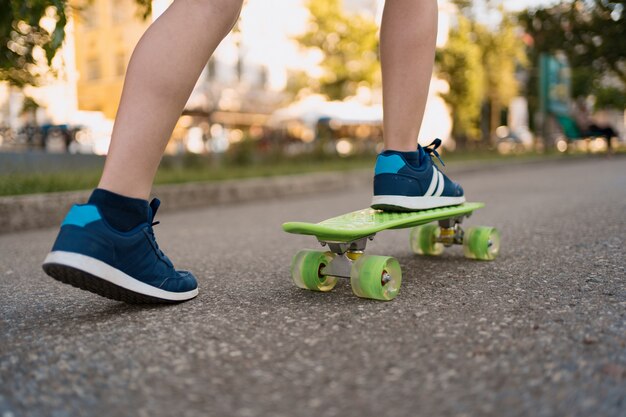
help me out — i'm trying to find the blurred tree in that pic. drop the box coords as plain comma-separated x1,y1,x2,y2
595,85,626,109
519,0,625,109
21,95,41,115
437,3,526,143
436,15,485,143
295,0,380,100
0,0,67,87
478,10,527,141
0,0,151,87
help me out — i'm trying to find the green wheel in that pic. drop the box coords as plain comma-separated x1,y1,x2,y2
410,223,444,256
291,250,337,292
350,255,401,301
463,226,500,261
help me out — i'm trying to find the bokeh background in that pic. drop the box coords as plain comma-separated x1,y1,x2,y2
0,0,624,195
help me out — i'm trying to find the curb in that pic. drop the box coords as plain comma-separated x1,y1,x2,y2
0,170,371,235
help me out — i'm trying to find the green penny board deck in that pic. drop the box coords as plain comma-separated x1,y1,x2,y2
283,202,484,242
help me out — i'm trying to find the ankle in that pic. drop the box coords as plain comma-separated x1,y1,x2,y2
88,188,150,232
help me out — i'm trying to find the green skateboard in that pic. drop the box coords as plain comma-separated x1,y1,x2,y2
282,202,500,301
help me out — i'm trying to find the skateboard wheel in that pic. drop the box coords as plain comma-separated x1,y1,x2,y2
350,255,401,301
410,224,444,256
463,226,500,261
290,250,338,292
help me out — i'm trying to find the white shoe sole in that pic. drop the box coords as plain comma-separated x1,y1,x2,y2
43,251,198,303
371,195,466,211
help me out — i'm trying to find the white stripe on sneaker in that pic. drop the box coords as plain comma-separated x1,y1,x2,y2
434,171,445,197
424,166,439,197
43,251,198,301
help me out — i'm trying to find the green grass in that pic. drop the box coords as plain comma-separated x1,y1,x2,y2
0,150,600,197
0,156,375,197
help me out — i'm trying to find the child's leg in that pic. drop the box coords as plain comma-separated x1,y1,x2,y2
372,0,465,211
380,0,437,151
42,0,244,303
99,0,244,200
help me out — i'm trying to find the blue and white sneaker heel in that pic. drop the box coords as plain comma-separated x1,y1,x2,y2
371,139,465,211
42,198,198,303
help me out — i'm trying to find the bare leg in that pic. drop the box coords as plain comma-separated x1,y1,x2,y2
380,0,438,151
98,0,243,199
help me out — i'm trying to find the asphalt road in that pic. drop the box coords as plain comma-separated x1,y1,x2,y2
1,156,625,417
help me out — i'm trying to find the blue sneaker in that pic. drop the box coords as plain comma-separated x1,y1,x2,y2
42,198,198,303
371,139,465,211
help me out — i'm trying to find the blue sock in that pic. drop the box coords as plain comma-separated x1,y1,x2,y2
88,188,149,232
382,149,420,168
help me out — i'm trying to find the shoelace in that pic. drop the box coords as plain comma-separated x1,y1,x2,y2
147,222,166,259
148,198,166,259
423,138,445,167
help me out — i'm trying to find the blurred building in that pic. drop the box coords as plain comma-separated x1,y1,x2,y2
71,0,151,118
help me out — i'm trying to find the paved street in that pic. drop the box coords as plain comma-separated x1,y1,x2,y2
1,156,625,417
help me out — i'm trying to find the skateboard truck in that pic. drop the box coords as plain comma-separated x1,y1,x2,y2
437,216,467,247
317,215,469,278
317,235,375,279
